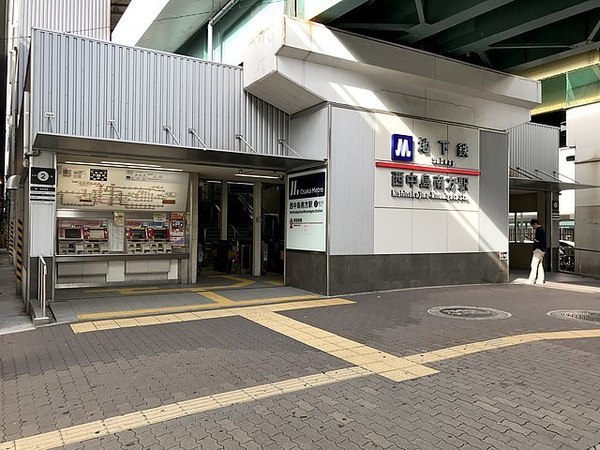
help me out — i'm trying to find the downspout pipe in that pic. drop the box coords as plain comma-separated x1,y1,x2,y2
207,0,239,61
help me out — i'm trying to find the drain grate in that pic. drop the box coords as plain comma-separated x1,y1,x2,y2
548,310,600,324
428,306,511,320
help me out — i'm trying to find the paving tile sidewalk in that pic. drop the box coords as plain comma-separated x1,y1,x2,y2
1,277,599,449
0,250,33,336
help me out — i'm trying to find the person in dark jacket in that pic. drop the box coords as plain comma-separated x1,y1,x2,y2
527,219,547,284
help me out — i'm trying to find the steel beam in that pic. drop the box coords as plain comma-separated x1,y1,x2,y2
414,0,425,25
506,40,600,72
310,0,373,23
335,22,412,31
438,0,600,55
402,0,515,44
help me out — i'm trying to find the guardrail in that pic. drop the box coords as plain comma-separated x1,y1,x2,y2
38,255,49,320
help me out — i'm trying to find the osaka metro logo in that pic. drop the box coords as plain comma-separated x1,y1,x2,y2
391,134,414,162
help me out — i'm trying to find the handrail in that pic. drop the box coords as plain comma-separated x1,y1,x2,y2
534,168,562,182
553,170,580,184
515,166,544,180
574,247,600,254
38,255,49,320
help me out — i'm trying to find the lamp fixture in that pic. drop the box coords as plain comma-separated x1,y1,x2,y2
234,173,280,180
235,169,282,180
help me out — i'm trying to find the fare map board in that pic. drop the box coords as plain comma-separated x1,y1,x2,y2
57,164,189,211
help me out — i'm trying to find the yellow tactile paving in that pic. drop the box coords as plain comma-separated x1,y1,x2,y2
114,275,256,295
71,298,352,333
5,314,600,450
0,367,367,450
199,291,236,304
236,309,440,382
76,293,322,321
407,329,600,364
537,281,600,294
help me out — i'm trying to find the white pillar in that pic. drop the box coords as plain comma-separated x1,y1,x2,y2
189,174,199,283
220,181,228,240
252,182,262,276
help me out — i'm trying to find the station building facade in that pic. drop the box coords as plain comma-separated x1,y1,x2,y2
4,2,541,305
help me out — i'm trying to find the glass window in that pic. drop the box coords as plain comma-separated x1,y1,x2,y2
509,212,537,243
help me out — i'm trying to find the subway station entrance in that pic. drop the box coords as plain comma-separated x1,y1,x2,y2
197,179,285,282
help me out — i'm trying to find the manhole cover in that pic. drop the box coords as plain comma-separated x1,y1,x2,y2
548,310,600,324
428,306,511,320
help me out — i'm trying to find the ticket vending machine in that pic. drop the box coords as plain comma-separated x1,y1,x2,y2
126,226,150,253
57,221,109,254
147,226,172,253
83,227,109,254
58,226,84,254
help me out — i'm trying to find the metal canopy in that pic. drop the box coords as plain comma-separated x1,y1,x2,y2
317,0,600,72
33,134,324,173
510,177,597,192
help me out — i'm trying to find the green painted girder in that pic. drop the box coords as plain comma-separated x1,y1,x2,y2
430,0,600,55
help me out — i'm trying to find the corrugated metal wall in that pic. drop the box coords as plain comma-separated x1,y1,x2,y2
31,29,289,155
329,107,375,256
12,0,109,118
508,122,559,178
479,130,509,252
289,106,329,160
16,0,109,41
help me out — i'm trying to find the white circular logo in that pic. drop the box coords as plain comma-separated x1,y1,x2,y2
37,170,50,182
38,170,50,181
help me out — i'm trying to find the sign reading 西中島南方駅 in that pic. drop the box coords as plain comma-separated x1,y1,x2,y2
287,169,326,252
378,121,480,206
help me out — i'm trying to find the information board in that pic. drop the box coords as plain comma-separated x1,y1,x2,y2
57,164,189,211
286,169,326,252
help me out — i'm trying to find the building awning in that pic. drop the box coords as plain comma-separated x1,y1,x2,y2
510,177,597,192
33,133,325,173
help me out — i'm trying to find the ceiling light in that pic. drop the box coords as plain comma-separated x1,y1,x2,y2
101,161,161,167
63,161,182,172
234,173,280,180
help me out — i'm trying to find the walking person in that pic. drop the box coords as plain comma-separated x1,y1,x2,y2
527,219,547,284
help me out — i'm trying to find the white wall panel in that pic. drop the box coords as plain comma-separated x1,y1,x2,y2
479,130,509,252
329,107,374,255
374,208,412,254
412,210,447,253
30,29,289,156
447,211,479,253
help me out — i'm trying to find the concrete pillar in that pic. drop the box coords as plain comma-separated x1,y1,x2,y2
220,181,228,240
252,182,262,276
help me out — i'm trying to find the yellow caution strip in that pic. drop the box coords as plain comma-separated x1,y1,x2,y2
6,325,600,450
406,329,600,365
116,275,255,295
237,310,438,382
0,367,369,450
15,219,24,283
71,297,347,332
198,291,236,304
